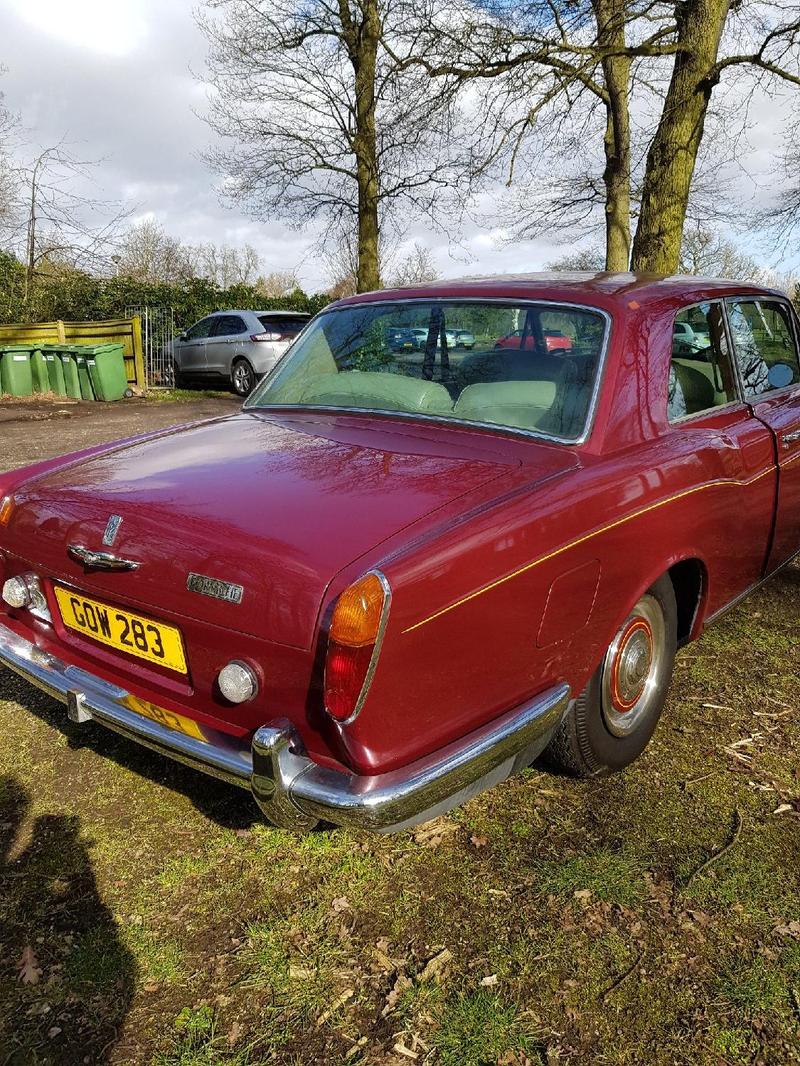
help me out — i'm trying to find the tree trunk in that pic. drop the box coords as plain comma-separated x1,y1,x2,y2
593,0,632,272
631,0,731,274
343,0,382,293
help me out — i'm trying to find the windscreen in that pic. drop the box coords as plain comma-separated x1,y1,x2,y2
246,300,608,440
258,314,309,336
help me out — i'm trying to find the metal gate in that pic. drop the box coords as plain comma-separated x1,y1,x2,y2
125,306,176,389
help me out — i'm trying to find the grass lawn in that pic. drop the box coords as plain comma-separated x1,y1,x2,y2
1,569,799,1064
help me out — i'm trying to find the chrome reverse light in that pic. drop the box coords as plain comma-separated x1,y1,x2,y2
218,661,259,704
2,576,30,608
2,573,51,621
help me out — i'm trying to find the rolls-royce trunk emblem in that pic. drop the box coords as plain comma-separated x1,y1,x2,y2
187,573,244,605
102,515,123,546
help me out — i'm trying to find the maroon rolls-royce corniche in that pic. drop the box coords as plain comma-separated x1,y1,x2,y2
2,274,799,832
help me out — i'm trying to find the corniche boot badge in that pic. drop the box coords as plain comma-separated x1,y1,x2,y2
187,573,244,605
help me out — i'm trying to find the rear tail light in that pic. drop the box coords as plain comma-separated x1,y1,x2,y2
250,332,282,342
324,571,390,722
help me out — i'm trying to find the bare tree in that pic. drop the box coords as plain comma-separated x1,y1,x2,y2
546,246,606,272
197,0,466,293
771,131,800,236
678,225,760,279
255,269,301,298
6,144,130,303
187,241,262,288
395,0,800,274
117,219,194,284
0,72,20,238
390,241,440,286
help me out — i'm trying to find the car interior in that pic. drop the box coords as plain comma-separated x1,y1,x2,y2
668,298,800,420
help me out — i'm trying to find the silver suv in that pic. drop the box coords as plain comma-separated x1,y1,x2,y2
172,310,311,396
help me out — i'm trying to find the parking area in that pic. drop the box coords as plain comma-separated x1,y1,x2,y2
1,392,240,471
0,396,799,1065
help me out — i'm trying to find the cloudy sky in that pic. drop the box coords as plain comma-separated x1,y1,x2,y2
2,0,798,291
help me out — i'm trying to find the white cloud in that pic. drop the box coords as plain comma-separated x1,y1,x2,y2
6,0,150,57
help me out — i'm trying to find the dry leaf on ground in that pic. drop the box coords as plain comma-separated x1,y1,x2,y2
418,948,453,983
18,946,42,985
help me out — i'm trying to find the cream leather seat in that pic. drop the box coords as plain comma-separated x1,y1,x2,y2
299,371,454,414
453,380,557,430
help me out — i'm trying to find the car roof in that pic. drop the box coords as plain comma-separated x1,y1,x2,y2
208,309,310,316
332,272,788,315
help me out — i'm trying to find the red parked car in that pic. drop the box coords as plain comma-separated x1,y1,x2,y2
494,327,574,352
2,274,799,833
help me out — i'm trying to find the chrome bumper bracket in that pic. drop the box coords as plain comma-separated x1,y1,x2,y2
67,689,92,724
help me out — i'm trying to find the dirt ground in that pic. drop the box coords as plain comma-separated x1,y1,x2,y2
0,396,799,1065
0,392,240,470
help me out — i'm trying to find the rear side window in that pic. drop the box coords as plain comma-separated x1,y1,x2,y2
668,302,738,421
258,315,309,336
212,315,247,336
726,298,800,398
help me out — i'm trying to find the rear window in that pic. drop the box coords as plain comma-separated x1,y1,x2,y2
246,300,608,441
258,315,309,336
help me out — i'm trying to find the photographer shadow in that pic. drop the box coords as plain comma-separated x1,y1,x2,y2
0,776,137,1064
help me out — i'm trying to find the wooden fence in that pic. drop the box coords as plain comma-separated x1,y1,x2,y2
0,317,146,390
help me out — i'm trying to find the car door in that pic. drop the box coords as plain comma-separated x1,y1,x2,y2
726,296,800,573
176,316,215,373
668,300,776,608
205,314,249,375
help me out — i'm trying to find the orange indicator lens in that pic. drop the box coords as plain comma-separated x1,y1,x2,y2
329,572,386,648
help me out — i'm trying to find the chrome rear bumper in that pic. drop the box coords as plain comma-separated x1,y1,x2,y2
0,619,569,833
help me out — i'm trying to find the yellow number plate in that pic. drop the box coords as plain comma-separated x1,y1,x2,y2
121,695,205,740
54,587,187,674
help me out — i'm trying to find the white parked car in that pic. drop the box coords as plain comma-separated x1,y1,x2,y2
172,310,311,396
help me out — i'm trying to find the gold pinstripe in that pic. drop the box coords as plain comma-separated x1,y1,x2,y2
402,466,775,634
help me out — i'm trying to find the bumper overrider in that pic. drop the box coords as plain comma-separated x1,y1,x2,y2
0,619,570,833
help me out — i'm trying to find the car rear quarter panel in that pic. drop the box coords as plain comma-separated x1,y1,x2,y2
333,299,777,774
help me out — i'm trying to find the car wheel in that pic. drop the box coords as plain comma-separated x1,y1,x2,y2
544,575,677,776
232,358,256,397
171,360,186,389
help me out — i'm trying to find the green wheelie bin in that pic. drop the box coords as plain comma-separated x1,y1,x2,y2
72,348,96,400
61,349,82,399
40,343,81,398
31,348,50,394
0,345,34,397
42,348,67,396
85,343,130,401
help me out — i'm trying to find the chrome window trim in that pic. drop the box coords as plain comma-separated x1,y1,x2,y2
667,398,747,427
245,298,613,447
324,569,392,726
724,295,800,403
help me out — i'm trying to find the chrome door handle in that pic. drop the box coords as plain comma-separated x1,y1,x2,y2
782,429,800,448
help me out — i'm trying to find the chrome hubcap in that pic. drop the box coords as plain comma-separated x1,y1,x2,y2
601,594,666,737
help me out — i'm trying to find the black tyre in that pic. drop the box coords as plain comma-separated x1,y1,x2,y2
171,360,186,389
232,358,256,397
544,575,677,776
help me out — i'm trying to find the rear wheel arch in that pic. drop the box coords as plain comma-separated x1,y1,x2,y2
667,557,707,646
